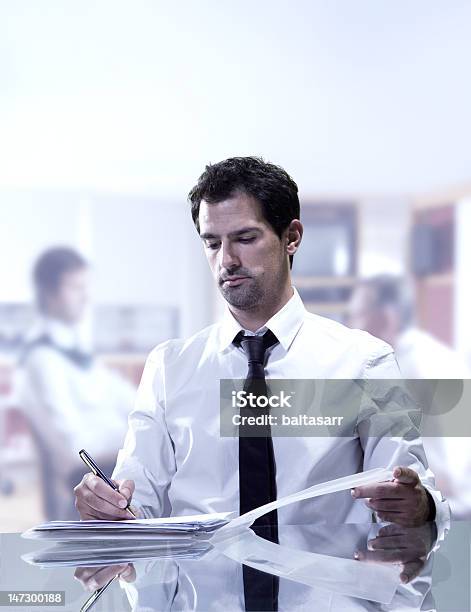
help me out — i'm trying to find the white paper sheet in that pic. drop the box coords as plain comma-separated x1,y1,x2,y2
211,467,400,604
212,526,401,604
22,512,234,541
218,467,393,533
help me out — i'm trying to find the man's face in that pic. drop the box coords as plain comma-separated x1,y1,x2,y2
45,268,89,324
198,192,289,310
347,286,387,339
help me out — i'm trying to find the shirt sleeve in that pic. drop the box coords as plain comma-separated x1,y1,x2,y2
112,344,176,518
18,348,82,475
358,343,451,545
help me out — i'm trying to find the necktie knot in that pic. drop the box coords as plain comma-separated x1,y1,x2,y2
234,329,278,385
234,329,279,365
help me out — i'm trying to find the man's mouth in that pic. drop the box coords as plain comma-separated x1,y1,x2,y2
221,276,250,287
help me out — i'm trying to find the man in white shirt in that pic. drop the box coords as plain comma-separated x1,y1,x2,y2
75,157,447,531
347,274,471,518
19,247,136,519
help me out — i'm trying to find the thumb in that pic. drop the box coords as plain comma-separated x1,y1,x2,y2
393,466,420,485
117,479,135,502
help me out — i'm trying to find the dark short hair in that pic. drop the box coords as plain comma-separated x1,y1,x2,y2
188,156,300,267
358,274,415,329
33,247,87,310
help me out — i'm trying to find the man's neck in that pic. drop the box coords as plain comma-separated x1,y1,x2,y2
229,285,294,332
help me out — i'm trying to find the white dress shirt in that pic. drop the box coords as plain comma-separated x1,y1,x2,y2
18,317,136,474
113,288,449,528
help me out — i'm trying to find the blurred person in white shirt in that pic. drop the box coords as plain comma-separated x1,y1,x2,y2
18,247,136,519
347,274,471,518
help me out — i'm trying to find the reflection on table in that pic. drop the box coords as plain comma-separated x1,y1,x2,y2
4,521,467,611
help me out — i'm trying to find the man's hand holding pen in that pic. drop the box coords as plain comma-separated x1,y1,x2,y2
75,564,136,591
74,474,137,520
74,449,138,520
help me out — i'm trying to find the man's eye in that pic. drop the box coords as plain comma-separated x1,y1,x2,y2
239,237,255,244
206,242,220,250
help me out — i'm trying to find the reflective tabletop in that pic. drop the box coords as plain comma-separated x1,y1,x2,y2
0,522,469,611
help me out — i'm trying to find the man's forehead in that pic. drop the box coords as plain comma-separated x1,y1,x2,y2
198,194,267,234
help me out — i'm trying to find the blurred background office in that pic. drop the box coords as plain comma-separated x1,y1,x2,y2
1,1,471,531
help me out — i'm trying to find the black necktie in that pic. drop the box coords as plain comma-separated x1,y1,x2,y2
234,329,280,612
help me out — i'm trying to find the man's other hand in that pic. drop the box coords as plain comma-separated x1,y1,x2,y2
75,564,136,591
74,473,136,520
351,467,433,527
354,522,435,583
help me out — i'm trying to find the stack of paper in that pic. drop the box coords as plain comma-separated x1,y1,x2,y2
22,538,213,567
22,512,234,542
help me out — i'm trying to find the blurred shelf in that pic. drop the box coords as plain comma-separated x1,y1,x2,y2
99,353,148,363
413,183,471,210
304,302,348,315
100,353,146,386
293,276,356,288
416,272,454,286
411,202,455,346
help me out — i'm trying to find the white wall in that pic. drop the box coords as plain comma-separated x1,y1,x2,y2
1,1,470,337
0,193,83,302
358,197,411,277
0,1,470,197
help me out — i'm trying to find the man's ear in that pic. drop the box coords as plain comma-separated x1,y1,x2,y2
285,220,303,257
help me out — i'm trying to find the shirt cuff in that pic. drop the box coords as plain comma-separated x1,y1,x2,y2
131,500,159,519
422,484,451,552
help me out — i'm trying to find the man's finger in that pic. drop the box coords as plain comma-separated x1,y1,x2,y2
375,511,409,524
377,523,406,538
393,466,420,486
351,481,404,500
79,500,131,521
400,559,425,583
85,565,125,591
83,474,129,509
354,548,410,564
119,564,136,583
117,479,135,502
79,483,133,519
74,567,97,583
367,499,406,513
74,564,127,591
367,535,408,550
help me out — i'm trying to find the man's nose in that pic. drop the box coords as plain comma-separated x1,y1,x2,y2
219,241,240,269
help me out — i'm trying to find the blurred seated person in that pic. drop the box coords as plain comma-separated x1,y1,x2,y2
347,274,471,518
18,247,136,520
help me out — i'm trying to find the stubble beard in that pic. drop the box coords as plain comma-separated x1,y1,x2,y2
219,277,265,310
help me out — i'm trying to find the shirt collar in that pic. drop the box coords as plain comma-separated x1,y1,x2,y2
218,287,305,353
28,316,84,351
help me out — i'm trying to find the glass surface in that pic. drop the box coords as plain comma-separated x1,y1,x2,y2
0,522,468,611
